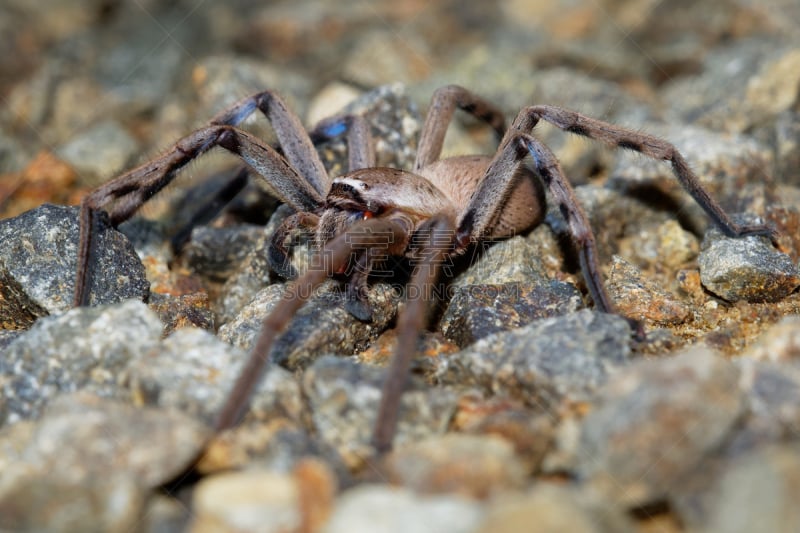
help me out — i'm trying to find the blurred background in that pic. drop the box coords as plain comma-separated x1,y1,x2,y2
0,0,798,216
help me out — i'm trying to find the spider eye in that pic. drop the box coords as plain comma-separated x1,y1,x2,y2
363,211,374,220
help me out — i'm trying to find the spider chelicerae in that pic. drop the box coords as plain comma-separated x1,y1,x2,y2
73,85,776,452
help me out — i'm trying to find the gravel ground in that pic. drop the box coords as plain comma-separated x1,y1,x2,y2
2,0,800,531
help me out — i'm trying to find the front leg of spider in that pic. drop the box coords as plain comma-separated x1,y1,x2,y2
73,90,330,308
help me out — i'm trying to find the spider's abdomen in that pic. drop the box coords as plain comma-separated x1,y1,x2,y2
419,155,546,239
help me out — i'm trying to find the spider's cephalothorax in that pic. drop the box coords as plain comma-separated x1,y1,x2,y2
73,85,776,452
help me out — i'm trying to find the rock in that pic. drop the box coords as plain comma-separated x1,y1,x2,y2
307,82,362,126
126,327,304,426
190,54,314,132
147,292,215,335
617,219,700,270
698,216,800,303
303,357,459,469
342,30,432,88
199,421,349,482
577,346,745,507
314,83,422,176
0,300,163,425
551,186,673,263
0,204,149,329
742,315,800,363
662,40,800,134
55,120,138,186
451,394,555,473
451,236,550,288
191,459,336,533
606,256,691,326
440,281,584,347
219,281,400,371
698,444,800,533
0,393,209,532
384,434,527,498
436,310,632,410
735,358,800,446
182,223,267,281
773,111,800,185
476,483,634,533
217,204,293,324
322,485,484,533
0,470,142,533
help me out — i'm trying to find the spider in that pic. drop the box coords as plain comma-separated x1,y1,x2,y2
73,85,776,452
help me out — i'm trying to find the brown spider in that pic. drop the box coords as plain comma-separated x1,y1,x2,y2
73,85,775,452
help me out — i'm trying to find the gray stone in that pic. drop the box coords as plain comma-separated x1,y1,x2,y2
606,255,690,326
219,281,400,371
773,111,800,185
577,346,745,507
440,281,584,347
384,434,527,497
182,223,266,281
436,310,633,410
735,358,800,446
0,300,162,425
322,485,484,533
698,216,799,303
55,120,139,186
0,392,208,532
191,460,336,533
126,327,304,426
663,42,800,134
0,204,149,329
315,83,422,176
699,444,800,533
743,315,800,363
476,483,635,533
303,357,459,469
451,235,550,288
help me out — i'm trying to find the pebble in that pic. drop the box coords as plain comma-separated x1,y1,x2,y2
440,281,584,346
577,346,744,507
55,119,139,186
182,223,267,282
219,281,400,370
126,327,304,426
3,2,800,530
322,485,484,533
191,459,336,533
436,310,633,410
0,204,149,329
698,216,800,302
742,315,800,363
606,256,691,325
0,392,208,532
476,483,634,533
303,356,459,469
617,219,700,270
0,300,162,424
685,444,800,533
384,434,527,498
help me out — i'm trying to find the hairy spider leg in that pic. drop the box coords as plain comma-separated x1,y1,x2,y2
74,90,331,307
371,214,455,452
511,105,777,242
310,114,376,171
415,85,508,171
214,217,412,431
